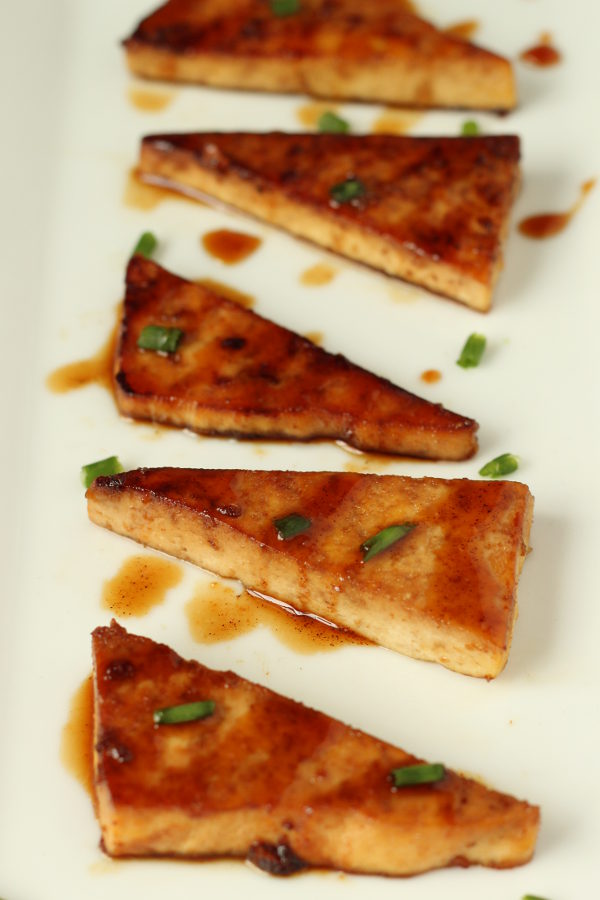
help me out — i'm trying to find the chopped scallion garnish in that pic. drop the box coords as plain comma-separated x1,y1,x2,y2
391,763,445,788
270,0,300,15
81,455,123,489
522,895,552,900
132,231,157,258
361,524,415,562
318,111,350,134
273,513,312,540
329,177,366,204
479,453,519,479
457,333,487,368
137,325,183,353
153,700,215,725
461,120,480,136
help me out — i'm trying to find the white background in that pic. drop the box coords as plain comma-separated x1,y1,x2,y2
1,1,599,898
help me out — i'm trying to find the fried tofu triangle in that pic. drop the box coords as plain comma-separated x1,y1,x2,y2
123,0,516,111
115,256,477,459
138,133,520,310
92,621,539,872
87,469,534,678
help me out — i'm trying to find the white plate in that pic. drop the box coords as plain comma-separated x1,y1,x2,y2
1,1,599,898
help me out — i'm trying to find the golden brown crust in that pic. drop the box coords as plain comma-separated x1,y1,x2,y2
87,468,534,677
138,133,521,309
123,0,517,110
92,621,539,872
115,256,478,459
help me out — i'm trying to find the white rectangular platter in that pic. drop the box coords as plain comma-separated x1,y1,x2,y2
1,0,599,898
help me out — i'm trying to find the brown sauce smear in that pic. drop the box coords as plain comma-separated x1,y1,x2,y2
196,277,256,309
102,555,183,617
445,20,479,41
128,86,174,112
520,33,562,67
421,369,442,384
518,179,596,239
336,441,396,472
60,675,94,799
46,320,118,394
300,263,337,286
372,109,423,135
123,167,202,211
202,229,262,265
185,582,367,653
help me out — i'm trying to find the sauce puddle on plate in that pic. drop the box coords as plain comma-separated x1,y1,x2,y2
46,319,118,395
186,582,368,653
202,228,262,265
102,555,183,617
128,86,175,112
371,109,422,135
420,368,442,384
300,263,337,286
519,32,562,68
296,102,340,129
123,167,205,211
61,675,94,798
196,277,256,309
444,20,479,41
518,179,596,239
304,331,324,346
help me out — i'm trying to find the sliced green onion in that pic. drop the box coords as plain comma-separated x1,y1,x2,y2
391,763,445,788
361,523,415,562
457,333,487,368
479,453,519,479
317,111,350,134
329,178,366,204
461,119,480,136
273,513,312,540
522,895,552,900
137,325,183,353
81,455,123,489
270,0,300,15
132,231,157,258
153,700,215,725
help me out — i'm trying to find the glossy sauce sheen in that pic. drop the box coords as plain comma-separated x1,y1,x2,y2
518,179,596,239
519,33,562,67
46,322,117,394
186,582,367,653
60,675,94,798
102,555,182,617
202,228,262,264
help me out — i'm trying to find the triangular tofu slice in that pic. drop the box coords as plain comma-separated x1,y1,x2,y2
139,133,520,310
87,469,533,678
115,256,478,459
123,0,516,111
92,622,539,872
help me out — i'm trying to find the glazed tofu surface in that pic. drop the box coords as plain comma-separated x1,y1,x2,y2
92,622,539,873
87,469,533,677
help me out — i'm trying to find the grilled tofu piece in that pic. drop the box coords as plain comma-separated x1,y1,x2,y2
87,469,534,678
138,133,521,310
115,256,478,459
123,0,517,111
92,621,539,872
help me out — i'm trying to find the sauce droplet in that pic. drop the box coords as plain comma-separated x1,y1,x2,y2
445,20,479,41
371,109,423,135
46,320,118,394
185,582,368,653
202,229,262,265
300,263,337,286
123,167,204,211
518,179,596,239
102,555,183,617
128,86,174,112
296,102,340,129
421,369,442,384
196,277,256,309
304,331,324,346
60,675,94,799
519,32,562,67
